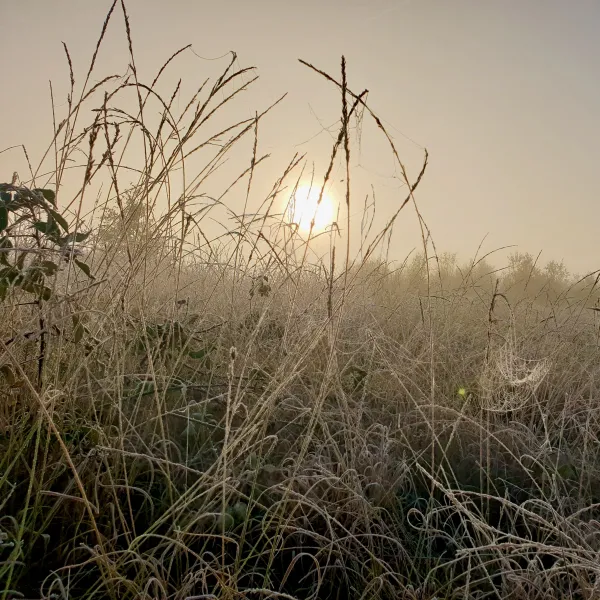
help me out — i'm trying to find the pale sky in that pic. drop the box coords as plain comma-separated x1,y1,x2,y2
2,0,599,275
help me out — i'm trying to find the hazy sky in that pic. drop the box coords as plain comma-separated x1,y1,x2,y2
2,0,599,275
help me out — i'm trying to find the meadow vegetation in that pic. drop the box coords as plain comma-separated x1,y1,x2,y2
2,4,600,599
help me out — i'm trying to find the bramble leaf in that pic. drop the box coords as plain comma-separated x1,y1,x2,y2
189,349,210,360
0,364,16,386
39,261,59,276
47,208,69,232
19,281,52,301
34,188,56,205
73,232,90,243
74,323,86,343
0,207,8,233
74,258,94,279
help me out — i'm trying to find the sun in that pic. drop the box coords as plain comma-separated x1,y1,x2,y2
288,184,336,233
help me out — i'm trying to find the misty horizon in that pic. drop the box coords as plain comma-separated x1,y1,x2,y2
1,0,599,277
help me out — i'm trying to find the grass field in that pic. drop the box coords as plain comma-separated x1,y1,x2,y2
2,5,600,599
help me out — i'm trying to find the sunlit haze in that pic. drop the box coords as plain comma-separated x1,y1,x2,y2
1,0,599,274
288,184,337,234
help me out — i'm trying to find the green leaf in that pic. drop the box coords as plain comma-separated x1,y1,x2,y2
47,208,69,232
145,324,161,339
39,261,59,276
0,237,11,266
16,252,26,270
23,268,44,284
73,232,90,243
33,221,50,234
74,258,94,279
0,364,15,386
34,188,56,205
188,348,209,360
47,217,61,237
557,463,577,481
134,380,155,396
181,423,198,439
19,281,52,301
39,285,53,301
59,231,90,246
0,267,18,283
34,218,60,239
214,512,235,532
0,207,8,233
228,501,248,523
74,323,86,343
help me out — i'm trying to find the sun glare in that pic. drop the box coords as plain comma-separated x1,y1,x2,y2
289,184,336,233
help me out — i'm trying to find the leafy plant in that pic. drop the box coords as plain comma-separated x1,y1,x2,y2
0,182,93,303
